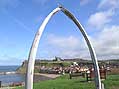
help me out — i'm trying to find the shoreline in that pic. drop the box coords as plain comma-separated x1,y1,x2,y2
0,72,61,87
34,73,61,79
0,71,16,75
0,71,61,79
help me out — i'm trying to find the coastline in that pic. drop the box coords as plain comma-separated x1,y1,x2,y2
0,73,61,88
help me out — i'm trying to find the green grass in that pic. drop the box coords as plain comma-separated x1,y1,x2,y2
103,74,119,89
16,74,119,89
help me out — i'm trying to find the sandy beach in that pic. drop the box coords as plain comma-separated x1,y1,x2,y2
35,73,61,78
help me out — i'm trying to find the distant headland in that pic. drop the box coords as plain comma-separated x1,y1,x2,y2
16,57,119,74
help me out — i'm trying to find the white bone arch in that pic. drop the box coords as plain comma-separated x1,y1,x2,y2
25,6,101,89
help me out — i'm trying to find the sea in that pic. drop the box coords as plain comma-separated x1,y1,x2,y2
0,66,52,87
0,66,25,86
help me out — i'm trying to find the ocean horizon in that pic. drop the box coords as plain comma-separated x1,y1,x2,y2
0,65,19,72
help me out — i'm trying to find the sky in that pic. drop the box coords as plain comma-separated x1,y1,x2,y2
0,0,119,65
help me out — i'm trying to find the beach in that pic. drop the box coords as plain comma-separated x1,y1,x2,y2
34,73,61,82
35,73,61,78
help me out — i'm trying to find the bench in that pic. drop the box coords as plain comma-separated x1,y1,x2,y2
69,72,85,79
86,68,106,81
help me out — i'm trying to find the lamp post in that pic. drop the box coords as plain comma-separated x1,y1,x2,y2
25,6,101,89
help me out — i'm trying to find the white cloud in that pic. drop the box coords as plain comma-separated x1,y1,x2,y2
87,0,119,30
88,10,113,29
46,34,89,58
86,0,119,59
91,25,119,59
98,0,119,9
44,25,119,59
47,35,81,49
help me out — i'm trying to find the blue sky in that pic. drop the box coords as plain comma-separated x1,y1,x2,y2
0,0,119,65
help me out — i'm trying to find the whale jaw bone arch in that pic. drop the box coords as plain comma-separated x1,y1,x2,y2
25,6,101,89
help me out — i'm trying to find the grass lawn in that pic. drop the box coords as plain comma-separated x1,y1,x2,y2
16,74,119,89
103,74,119,89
